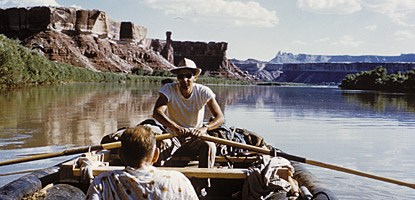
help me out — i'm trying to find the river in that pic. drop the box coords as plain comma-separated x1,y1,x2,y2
0,82,414,199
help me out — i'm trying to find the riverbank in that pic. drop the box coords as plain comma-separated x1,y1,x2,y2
257,82,307,86
339,66,415,93
0,34,250,90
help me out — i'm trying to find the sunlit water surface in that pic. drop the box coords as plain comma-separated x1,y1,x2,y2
1,83,414,199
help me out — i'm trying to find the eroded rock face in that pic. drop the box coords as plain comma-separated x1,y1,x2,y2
0,6,252,80
48,7,77,32
0,6,171,72
75,9,108,37
0,7,148,40
153,33,253,80
25,31,170,72
120,22,147,43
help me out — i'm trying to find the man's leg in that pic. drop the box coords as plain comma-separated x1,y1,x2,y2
197,140,216,168
173,138,216,168
176,138,216,196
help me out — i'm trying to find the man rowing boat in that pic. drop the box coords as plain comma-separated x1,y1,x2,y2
153,58,225,169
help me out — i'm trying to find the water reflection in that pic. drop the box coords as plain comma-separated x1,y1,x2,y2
1,83,415,199
342,91,415,113
212,85,282,105
2,84,414,151
0,83,269,150
0,83,161,149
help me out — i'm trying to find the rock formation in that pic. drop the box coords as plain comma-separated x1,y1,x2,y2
0,6,251,79
153,32,252,80
160,31,174,64
277,62,415,84
0,6,170,73
233,59,415,84
270,51,415,64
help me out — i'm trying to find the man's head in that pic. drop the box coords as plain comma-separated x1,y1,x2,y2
171,58,201,92
170,58,202,76
119,125,159,168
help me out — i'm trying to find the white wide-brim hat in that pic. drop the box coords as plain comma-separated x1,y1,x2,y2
170,58,202,76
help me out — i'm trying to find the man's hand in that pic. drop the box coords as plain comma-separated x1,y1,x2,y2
174,126,191,137
189,125,209,138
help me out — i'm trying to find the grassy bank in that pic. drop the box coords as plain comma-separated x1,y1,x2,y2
0,34,248,90
0,34,146,89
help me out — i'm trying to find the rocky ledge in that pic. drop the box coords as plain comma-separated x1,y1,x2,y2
0,6,252,79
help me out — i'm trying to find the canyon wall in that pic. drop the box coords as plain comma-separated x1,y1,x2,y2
0,6,250,79
0,6,167,73
149,32,252,80
233,60,415,84
271,51,415,63
0,7,147,42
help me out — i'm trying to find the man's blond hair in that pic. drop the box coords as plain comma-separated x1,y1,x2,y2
119,126,156,167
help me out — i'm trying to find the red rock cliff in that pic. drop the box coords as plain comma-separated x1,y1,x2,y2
0,6,252,79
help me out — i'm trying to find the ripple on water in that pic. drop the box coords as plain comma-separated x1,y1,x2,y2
0,145,78,188
0,129,33,149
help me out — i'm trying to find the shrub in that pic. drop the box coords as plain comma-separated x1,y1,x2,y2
340,66,415,93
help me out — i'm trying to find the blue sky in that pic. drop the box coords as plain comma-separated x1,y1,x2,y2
2,0,415,61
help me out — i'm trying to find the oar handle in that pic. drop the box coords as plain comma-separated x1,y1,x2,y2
99,134,175,150
275,152,306,163
101,141,121,150
199,134,305,164
0,133,175,167
0,152,64,166
156,133,176,141
199,134,270,154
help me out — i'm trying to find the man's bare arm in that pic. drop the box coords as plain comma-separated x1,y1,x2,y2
205,98,225,130
190,97,225,137
153,93,189,136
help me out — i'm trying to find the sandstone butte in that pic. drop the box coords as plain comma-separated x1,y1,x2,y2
0,6,253,80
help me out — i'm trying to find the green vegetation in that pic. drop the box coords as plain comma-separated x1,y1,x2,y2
131,68,174,77
198,76,251,85
0,34,248,90
339,66,415,93
0,34,148,89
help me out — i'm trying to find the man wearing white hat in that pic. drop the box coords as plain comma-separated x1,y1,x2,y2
153,58,225,170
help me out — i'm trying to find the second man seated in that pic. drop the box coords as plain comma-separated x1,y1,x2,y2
153,58,225,168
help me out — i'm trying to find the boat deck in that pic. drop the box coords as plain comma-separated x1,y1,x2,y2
60,152,290,181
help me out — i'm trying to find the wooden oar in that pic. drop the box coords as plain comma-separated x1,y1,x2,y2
0,133,175,167
198,134,415,190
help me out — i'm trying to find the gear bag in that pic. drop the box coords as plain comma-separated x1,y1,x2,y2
208,125,267,156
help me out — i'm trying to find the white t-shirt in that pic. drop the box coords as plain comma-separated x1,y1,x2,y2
159,82,215,128
86,165,198,200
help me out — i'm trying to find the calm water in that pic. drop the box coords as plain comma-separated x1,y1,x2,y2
1,83,414,199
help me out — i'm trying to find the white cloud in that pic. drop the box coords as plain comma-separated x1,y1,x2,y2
143,0,278,28
365,24,377,31
315,37,331,43
292,40,308,45
297,0,362,14
296,0,415,27
394,30,415,40
0,0,59,7
331,35,363,47
68,4,82,9
363,0,415,27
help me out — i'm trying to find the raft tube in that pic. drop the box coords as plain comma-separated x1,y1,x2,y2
292,161,338,200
